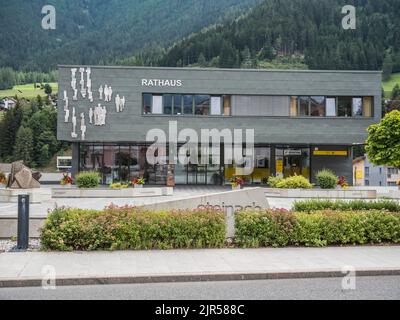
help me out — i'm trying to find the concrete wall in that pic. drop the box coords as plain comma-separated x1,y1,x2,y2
57,66,381,145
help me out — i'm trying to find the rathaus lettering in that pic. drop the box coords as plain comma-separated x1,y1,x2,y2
141,79,182,87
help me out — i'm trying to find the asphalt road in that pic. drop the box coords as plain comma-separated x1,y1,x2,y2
0,276,399,300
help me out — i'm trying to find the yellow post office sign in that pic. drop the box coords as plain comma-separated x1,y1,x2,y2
313,150,348,156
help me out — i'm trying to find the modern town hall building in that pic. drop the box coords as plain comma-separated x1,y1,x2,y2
57,66,381,186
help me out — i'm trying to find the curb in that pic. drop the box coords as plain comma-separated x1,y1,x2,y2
1,269,400,288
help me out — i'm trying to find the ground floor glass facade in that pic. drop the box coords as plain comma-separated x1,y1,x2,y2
78,143,349,185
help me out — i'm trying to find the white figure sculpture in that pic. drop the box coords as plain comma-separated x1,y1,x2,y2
63,90,67,100
108,86,113,101
102,106,107,125
71,68,77,79
104,85,109,102
121,96,126,111
73,89,78,101
80,113,86,140
99,85,103,100
64,109,70,123
63,90,69,111
89,107,93,124
71,107,77,138
115,94,121,112
94,104,101,125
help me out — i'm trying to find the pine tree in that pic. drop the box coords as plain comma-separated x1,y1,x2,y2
382,53,393,81
13,126,34,166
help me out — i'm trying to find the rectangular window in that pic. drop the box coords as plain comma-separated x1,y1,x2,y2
195,95,210,115
363,97,373,117
152,95,163,114
183,95,193,115
290,96,297,116
210,96,222,115
143,93,152,114
299,96,309,116
338,97,352,117
352,97,363,116
365,167,369,177
365,180,369,186
310,96,325,117
223,95,231,116
326,97,336,116
163,94,172,114
173,95,182,115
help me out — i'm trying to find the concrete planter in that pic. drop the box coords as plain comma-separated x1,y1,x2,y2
0,184,6,190
0,188,52,203
52,187,173,198
263,188,377,199
134,184,144,189
231,185,241,191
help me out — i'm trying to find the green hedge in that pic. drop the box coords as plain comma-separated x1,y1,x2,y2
40,206,226,251
235,209,400,247
293,199,400,213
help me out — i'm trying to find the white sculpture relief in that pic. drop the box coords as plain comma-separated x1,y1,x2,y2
89,107,93,124
93,104,107,126
115,94,126,112
80,113,87,140
104,85,109,102
73,89,78,101
115,94,121,112
108,86,113,102
98,85,103,100
64,109,70,123
63,90,69,111
86,68,92,101
120,96,125,111
71,107,77,138
79,68,86,98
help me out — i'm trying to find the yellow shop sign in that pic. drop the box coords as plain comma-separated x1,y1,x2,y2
313,150,348,156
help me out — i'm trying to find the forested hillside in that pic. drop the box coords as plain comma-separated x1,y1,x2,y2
0,0,261,72
149,0,400,73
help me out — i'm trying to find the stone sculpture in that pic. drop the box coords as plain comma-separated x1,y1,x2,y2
7,161,41,189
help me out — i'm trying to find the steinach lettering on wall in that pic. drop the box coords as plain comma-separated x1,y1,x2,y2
141,79,182,87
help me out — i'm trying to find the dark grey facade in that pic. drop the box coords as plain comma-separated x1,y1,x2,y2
57,65,381,185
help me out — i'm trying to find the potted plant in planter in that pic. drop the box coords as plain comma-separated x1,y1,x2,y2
230,176,244,190
60,173,73,187
132,177,145,188
337,176,348,190
0,171,7,189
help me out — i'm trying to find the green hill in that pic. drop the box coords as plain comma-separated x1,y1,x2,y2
140,0,400,72
0,0,261,72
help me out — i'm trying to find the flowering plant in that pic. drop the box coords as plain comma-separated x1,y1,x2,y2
131,177,145,185
60,173,73,185
0,171,7,185
230,176,244,188
337,176,348,189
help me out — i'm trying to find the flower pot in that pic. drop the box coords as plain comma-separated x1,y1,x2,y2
232,185,241,191
0,183,6,189
134,184,143,188
61,183,72,188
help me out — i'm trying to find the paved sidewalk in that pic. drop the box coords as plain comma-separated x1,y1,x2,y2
1,246,400,287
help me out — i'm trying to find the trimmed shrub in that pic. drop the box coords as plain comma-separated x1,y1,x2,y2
293,199,400,213
316,169,338,189
235,209,297,247
276,175,313,189
235,209,400,247
267,175,284,188
75,171,100,189
40,206,226,251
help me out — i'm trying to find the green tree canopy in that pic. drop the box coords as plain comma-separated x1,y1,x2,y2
366,110,400,167
13,126,34,166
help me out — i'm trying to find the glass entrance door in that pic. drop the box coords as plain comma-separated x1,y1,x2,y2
275,147,310,180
